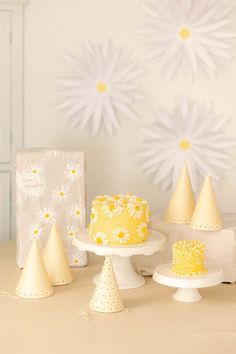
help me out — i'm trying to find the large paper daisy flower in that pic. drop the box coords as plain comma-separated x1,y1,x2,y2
138,96,235,190
137,0,236,81
56,39,144,136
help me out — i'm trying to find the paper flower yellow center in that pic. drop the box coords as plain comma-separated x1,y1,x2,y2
96,82,107,93
71,169,76,174
76,210,81,215
33,230,39,235
59,191,65,197
45,213,50,219
69,232,75,237
179,28,191,40
74,259,79,264
32,169,38,174
179,139,191,150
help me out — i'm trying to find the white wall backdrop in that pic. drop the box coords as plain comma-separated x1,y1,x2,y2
24,0,236,216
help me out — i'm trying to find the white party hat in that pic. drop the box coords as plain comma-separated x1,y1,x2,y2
16,239,53,299
190,176,222,231
90,256,124,313
43,224,73,285
163,165,195,224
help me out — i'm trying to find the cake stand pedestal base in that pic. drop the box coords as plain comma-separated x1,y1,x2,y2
73,229,166,289
172,288,202,302
153,264,223,302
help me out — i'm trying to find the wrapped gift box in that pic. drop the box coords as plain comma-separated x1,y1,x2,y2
16,148,87,268
134,214,236,283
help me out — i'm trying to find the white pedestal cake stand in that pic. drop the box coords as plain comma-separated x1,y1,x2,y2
153,264,223,302
73,229,166,289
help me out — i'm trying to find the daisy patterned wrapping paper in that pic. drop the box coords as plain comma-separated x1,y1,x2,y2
16,149,87,268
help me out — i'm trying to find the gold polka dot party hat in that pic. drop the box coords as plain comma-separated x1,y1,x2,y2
90,256,124,313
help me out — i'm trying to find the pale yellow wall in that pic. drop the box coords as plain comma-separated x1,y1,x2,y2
24,0,236,215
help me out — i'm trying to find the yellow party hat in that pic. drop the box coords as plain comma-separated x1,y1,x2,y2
90,256,124,313
16,239,53,299
43,224,73,285
163,165,195,224
190,176,222,231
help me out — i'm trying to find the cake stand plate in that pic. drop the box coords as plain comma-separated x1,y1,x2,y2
73,229,166,289
153,264,223,302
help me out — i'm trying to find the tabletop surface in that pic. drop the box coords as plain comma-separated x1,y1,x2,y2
0,241,236,354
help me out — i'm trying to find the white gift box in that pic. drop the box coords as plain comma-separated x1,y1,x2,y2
134,214,236,283
16,148,87,268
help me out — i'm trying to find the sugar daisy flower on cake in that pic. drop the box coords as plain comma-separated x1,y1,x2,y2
56,39,144,136
93,232,109,245
102,201,124,219
127,201,144,219
138,96,235,191
137,223,148,239
39,207,56,224
52,185,71,204
90,207,98,224
113,227,130,243
137,0,236,81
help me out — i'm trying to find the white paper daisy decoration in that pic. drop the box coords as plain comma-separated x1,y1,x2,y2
137,0,236,82
56,39,144,136
138,96,236,191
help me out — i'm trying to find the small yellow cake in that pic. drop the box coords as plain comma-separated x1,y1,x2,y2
172,240,208,276
89,194,150,246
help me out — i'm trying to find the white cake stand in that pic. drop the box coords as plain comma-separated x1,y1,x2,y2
73,229,166,289
153,264,223,302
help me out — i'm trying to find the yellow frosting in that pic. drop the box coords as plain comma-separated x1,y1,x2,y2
89,194,150,246
172,240,208,276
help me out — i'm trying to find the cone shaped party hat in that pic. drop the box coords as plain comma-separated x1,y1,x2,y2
190,176,222,231
163,165,195,224
43,224,73,285
16,239,53,299
90,256,124,313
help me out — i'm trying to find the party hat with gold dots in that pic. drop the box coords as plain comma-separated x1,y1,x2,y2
90,256,124,313
163,165,195,224
16,239,53,299
190,176,222,231
43,224,73,285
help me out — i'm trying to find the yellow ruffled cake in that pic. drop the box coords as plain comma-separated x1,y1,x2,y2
89,194,150,246
172,240,208,276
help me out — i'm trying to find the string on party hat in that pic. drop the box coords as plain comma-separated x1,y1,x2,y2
190,176,222,231
43,224,73,286
163,165,195,224
16,239,53,299
90,256,124,313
